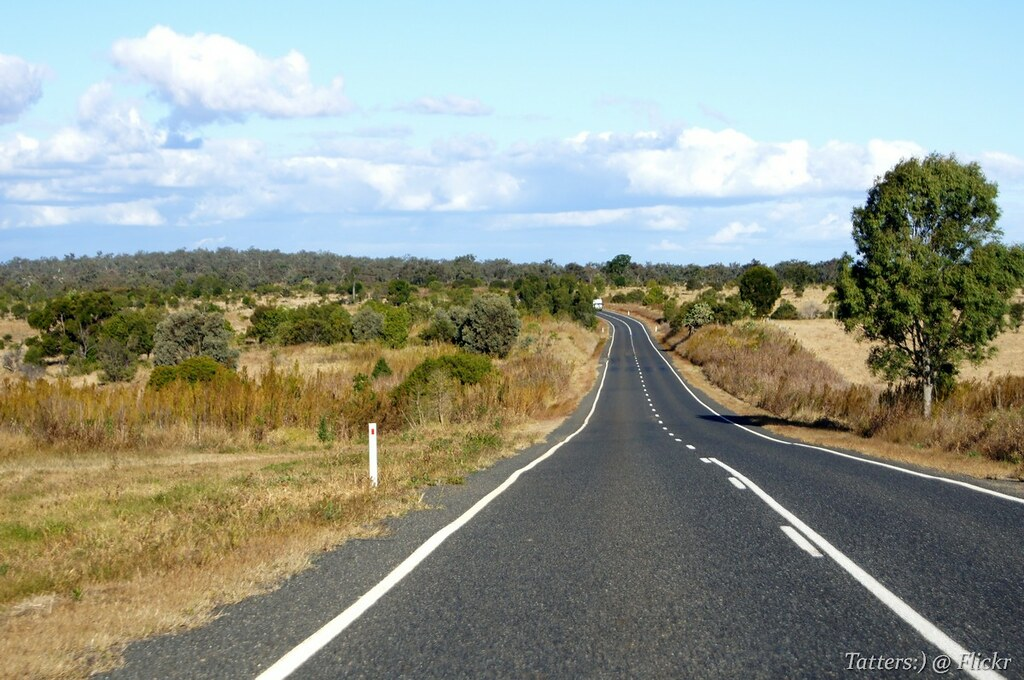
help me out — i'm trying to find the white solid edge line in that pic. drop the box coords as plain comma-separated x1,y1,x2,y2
780,525,823,558
607,311,1024,507
708,458,1004,680
255,320,618,680
700,457,712,464
727,477,746,490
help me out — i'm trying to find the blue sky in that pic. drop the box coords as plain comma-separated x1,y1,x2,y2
2,1,1022,266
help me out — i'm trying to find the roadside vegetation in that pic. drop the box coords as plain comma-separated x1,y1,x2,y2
612,156,1024,479
0,266,604,679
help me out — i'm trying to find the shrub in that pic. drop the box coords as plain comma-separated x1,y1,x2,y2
352,307,384,343
98,337,137,383
420,308,459,344
382,307,411,349
371,358,392,378
683,302,715,335
770,300,800,320
147,356,227,389
247,305,288,343
739,265,783,317
153,310,238,368
437,353,493,385
459,294,520,358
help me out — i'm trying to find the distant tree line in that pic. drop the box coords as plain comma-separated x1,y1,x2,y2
0,248,843,305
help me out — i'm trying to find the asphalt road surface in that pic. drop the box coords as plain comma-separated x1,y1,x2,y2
106,312,1024,679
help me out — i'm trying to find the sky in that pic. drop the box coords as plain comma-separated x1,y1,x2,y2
1,1,1023,266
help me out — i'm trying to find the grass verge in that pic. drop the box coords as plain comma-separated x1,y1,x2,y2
0,318,604,679
615,306,1024,483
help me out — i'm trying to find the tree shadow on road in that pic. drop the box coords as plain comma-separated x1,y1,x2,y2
697,413,850,434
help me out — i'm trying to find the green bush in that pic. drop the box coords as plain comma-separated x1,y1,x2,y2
739,265,783,317
458,295,520,358
382,307,411,349
153,310,238,368
437,353,492,385
770,300,800,320
98,337,137,383
371,358,392,378
352,307,384,343
147,355,229,390
392,352,493,404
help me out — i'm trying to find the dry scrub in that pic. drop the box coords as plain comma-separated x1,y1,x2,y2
668,322,1024,475
0,318,603,679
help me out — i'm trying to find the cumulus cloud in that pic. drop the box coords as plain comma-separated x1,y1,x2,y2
397,95,493,116
0,53,48,124
609,128,812,197
111,25,352,123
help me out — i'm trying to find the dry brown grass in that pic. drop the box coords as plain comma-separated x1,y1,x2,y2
616,305,1024,481
770,318,1024,387
0,317,603,679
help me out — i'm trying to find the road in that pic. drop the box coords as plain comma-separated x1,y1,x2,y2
107,311,1024,679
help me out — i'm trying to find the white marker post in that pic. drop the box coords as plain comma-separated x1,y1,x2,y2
368,422,378,487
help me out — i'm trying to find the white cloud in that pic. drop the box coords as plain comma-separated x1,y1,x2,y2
651,238,685,252
708,221,765,245
22,200,165,227
979,151,1024,184
195,236,226,248
111,26,352,123
398,95,493,116
608,128,813,197
490,206,688,231
0,54,48,124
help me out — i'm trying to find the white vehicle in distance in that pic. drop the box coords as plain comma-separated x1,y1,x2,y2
592,298,603,310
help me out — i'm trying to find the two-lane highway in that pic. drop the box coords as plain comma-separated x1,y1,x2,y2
108,312,1023,679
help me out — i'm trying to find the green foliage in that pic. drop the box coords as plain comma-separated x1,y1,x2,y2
393,352,493,404
436,353,493,385
834,154,1018,417
27,291,118,360
387,279,414,305
683,302,716,334
643,281,667,306
100,308,162,356
604,253,633,286
317,416,334,444
352,306,384,343
381,307,411,349
770,300,801,320
97,337,137,383
247,305,288,343
175,355,226,383
1009,302,1024,331
458,294,521,358
371,358,392,378
738,265,783,317
152,310,238,368
248,302,352,346
147,355,230,389
420,307,461,344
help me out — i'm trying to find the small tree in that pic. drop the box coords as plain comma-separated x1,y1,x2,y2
152,310,238,368
738,265,782,317
683,302,715,336
97,337,137,382
834,154,1022,417
352,306,385,343
381,307,411,349
459,294,521,358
